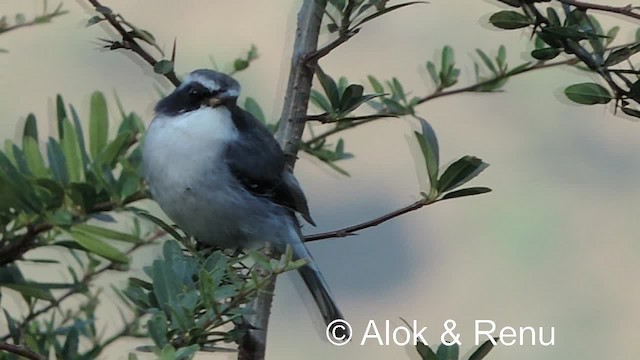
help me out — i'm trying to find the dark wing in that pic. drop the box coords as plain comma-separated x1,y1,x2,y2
225,105,315,225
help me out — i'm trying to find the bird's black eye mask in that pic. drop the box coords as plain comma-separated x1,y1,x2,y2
155,82,225,116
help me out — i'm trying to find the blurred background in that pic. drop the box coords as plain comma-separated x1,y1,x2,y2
1,0,639,359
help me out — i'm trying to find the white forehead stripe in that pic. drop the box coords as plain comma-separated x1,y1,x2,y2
183,73,221,91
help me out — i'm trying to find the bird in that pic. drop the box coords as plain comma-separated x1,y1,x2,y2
142,69,345,333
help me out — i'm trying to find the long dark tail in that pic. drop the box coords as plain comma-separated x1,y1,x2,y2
287,221,346,330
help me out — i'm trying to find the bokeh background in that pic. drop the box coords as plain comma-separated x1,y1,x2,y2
2,0,639,359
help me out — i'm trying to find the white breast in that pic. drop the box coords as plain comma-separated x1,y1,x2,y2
143,107,238,185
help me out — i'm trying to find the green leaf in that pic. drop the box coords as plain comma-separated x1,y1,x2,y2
175,345,199,360
489,10,531,29
137,211,183,242
438,156,489,193
338,84,364,113
417,341,437,360
89,91,109,159
368,75,384,94
244,97,266,123
70,105,91,169
233,59,249,72
436,343,459,360
441,46,454,76
604,44,640,66
606,26,619,45
476,49,497,75
148,312,169,348
61,328,79,359
546,7,560,26
68,229,129,264
74,224,143,244
154,60,174,75
23,113,38,141
531,47,561,61
52,208,73,226
56,94,67,140
468,338,498,360
564,82,612,105
543,26,603,41
442,187,492,200
496,45,506,69
310,89,333,113
0,283,55,301
414,117,439,192
316,67,340,109
61,119,84,182
86,15,103,27
23,135,48,179
426,61,439,86
97,131,132,168
47,138,68,183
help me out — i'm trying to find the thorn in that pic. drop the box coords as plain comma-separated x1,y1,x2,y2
171,37,177,63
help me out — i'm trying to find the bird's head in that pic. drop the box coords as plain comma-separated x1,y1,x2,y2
155,69,241,116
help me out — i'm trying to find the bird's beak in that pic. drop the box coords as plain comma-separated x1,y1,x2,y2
205,97,223,108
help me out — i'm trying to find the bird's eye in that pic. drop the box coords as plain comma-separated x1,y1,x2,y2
188,87,200,97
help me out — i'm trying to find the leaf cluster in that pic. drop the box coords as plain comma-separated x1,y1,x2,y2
491,1,640,119
123,239,305,357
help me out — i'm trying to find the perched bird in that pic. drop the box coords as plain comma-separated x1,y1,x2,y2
142,69,344,331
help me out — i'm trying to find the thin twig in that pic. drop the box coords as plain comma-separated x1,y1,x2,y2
305,198,438,242
0,191,148,266
416,57,579,105
0,5,67,36
0,224,162,343
85,0,181,86
304,57,579,146
557,0,640,21
0,342,46,360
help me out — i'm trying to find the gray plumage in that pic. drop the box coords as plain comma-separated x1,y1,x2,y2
142,69,344,330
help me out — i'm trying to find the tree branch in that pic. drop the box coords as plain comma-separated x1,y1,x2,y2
0,342,46,360
416,57,579,105
305,197,438,242
0,4,67,36
557,0,640,21
85,0,181,86
303,57,578,146
0,191,148,267
0,228,162,342
238,1,327,359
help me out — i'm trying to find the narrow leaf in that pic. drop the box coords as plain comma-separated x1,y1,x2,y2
61,119,84,182
68,229,129,264
90,92,109,159
442,187,492,200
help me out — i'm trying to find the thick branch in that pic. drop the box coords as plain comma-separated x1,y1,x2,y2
557,0,640,21
86,0,181,86
0,342,46,360
275,0,327,163
305,198,437,242
239,1,327,359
